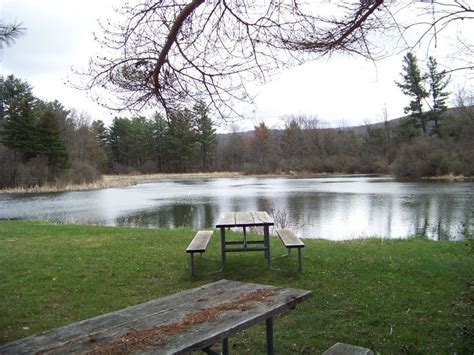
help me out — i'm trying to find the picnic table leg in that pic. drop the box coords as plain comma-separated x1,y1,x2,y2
189,253,196,277
222,337,229,355
220,227,226,271
264,224,271,268
243,226,247,249
266,317,274,355
298,248,302,272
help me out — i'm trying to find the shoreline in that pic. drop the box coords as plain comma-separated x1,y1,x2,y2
0,172,243,194
0,171,471,194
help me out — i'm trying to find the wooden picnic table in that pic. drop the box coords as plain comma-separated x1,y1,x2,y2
215,211,275,271
0,279,312,354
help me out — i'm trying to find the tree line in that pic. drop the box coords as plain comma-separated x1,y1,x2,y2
0,75,107,188
73,97,474,179
1,51,473,189
97,101,217,174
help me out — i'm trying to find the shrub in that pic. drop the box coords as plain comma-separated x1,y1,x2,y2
139,160,159,174
322,155,360,174
110,162,140,175
15,156,50,187
66,161,101,184
0,145,15,188
359,155,390,174
392,137,450,178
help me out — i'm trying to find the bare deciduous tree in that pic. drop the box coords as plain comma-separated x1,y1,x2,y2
77,0,473,120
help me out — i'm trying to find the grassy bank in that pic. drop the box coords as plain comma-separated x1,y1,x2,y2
0,221,472,353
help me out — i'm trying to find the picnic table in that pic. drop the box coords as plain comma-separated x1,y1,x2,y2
215,211,274,271
0,279,312,354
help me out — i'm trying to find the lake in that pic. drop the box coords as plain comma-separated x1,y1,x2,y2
0,176,472,240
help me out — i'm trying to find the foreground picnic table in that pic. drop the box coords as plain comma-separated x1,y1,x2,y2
0,279,312,354
216,211,274,271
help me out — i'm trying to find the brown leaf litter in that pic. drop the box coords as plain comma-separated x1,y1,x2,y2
87,288,276,354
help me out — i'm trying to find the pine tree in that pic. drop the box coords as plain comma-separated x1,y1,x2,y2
92,120,109,149
151,113,169,172
0,75,38,160
193,101,216,171
35,103,69,178
427,56,450,135
128,116,154,168
167,109,196,172
92,120,112,171
396,52,429,134
108,117,132,165
0,21,25,51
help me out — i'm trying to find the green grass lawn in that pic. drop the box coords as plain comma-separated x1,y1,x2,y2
0,220,472,353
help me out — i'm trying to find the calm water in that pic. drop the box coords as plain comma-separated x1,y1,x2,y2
0,176,472,240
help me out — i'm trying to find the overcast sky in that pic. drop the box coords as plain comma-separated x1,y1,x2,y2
1,0,473,132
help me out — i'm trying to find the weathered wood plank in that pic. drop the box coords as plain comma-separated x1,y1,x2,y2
0,280,240,354
0,280,311,355
235,212,254,226
276,228,305,248
215,213,236,227
144,281,312,354
216,212,274,228
186,230,213,253
253,211,274,225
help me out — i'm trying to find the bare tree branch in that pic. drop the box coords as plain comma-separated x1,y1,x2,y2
75,0,473,121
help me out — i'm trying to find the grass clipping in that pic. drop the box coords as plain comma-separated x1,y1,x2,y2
88,288,276,354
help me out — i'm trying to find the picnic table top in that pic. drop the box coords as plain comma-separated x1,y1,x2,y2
216,211,275,228
0,279,311,354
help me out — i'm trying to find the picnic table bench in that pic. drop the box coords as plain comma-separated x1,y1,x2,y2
186,230,214,276
274,228,305,272
0,279,312,354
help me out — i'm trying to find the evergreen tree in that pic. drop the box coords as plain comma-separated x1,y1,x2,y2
427,56,450,134
35,103,69,178
0,21,25,51
151,113,169,172
365,124,388,158
92,120,112,171
108,117,131,165
396,52,429,134
167,109,196,172
92,120,109,149
193,101,216,171
0,75,38,160
129,116,154,168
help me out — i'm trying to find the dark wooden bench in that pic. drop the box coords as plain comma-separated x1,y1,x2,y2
275,228,305,271
186,230,213,276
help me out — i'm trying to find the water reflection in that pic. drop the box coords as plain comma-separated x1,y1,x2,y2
1,177,472,240
116,203,217,229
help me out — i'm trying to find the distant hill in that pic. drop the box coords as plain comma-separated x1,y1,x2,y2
217,106,472,141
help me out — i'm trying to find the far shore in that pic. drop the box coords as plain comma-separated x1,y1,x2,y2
0,171,471,194
0,172,241,194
